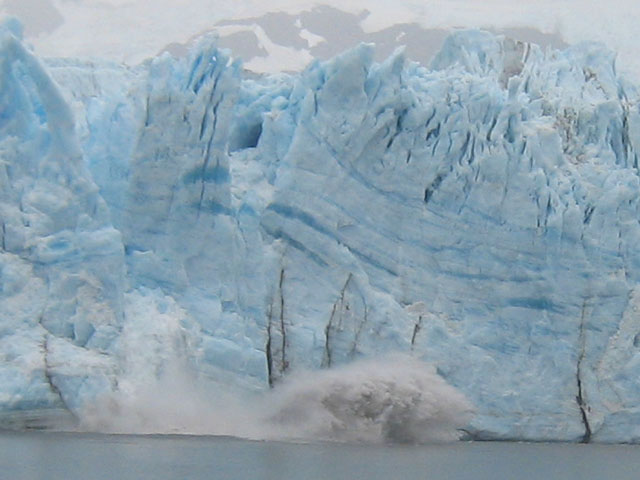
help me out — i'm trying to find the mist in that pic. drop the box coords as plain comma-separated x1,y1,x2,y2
79,356,473,444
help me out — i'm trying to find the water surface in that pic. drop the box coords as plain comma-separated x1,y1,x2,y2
2,431,639,480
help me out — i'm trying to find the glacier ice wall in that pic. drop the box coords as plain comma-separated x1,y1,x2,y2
0,27,124,419
3,21,640,442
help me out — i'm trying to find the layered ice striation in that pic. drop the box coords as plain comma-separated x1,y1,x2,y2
3,18,640,442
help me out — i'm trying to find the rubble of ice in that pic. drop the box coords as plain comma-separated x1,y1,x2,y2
3,17,640,442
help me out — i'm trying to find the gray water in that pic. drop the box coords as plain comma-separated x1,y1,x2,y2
2,432,640,480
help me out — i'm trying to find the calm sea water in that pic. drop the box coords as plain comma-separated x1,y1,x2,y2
1,431,640,480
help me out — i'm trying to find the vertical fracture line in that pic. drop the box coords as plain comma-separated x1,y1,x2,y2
279,268,287,373
576,299,592,443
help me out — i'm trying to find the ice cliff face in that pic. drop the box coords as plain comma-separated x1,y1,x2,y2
3,20,640,442
0,25,124,419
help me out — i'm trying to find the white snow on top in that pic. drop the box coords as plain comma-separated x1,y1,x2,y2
243,24,316,73
299,28,325,49
201,23,315,73
2,0,640,76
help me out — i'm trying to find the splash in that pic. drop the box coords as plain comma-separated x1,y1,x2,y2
261,356,474,444
80,356,473,444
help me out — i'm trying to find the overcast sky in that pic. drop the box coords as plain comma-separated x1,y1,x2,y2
1,0,639,77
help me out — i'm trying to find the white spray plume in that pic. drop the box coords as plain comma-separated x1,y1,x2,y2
80,355,473,444
261,355,474,444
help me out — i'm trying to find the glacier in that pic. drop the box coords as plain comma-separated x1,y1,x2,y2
3,17,640,442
